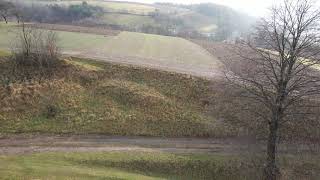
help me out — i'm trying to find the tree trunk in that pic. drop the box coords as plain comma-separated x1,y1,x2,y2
264,117,280,180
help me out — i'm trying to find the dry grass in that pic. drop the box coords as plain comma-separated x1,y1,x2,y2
0,57,222,137
1,52,318,140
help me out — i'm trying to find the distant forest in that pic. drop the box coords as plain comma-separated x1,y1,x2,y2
157,3,255,41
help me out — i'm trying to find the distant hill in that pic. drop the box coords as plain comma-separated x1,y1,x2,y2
8,0,256,41
155,3,256,40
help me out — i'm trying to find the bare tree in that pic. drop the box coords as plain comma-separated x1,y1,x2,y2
225,0,320,179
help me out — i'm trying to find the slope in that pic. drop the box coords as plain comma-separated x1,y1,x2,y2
0,23,222,78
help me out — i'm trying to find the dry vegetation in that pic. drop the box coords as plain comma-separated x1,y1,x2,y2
0,54,223,137
1,1,319,179
0,54,319,179
1,52,319,143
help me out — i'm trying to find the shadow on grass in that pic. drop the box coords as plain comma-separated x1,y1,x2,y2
64,153,261,180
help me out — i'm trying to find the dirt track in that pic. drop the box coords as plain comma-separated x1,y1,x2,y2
0,135,247,155
0,135,317,155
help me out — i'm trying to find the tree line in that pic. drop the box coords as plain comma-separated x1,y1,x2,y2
0,1,103,24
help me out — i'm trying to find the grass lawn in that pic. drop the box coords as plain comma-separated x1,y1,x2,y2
0,151,319,180
97,31,220,69
0,23,107,51
0,152,238,180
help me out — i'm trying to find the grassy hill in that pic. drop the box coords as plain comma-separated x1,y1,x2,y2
0,23,221,77
0,54,226,137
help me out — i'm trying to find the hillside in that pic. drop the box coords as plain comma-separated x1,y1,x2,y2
0,52,319,180
0,23,222,77
1,1,320,180
11,0,254,40
0,53,227,137
152,2,255,39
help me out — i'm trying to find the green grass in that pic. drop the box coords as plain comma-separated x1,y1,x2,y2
0,152,166,180
0,49,10,57
56,30,108,51
66,57,105,71
0,152,247,180
0,151,319,180
98,31,220,69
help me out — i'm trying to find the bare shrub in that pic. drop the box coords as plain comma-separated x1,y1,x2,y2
11,24,60,69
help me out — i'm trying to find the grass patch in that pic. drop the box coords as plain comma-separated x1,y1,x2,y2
98,31,220,69
0,152,247,180
0,152,318,180
65,58,104,71
0,49,10,57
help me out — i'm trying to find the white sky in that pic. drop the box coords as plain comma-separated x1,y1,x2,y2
111,0,277,16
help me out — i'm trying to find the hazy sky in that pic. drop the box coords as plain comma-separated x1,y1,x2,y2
112,0,277,16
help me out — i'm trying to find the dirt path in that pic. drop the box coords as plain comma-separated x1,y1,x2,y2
0,135,253,155
0,135,316,155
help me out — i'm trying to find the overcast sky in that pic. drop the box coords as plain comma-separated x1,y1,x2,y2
112,0,277,16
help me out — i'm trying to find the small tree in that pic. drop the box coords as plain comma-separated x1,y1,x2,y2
225,0,320,179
